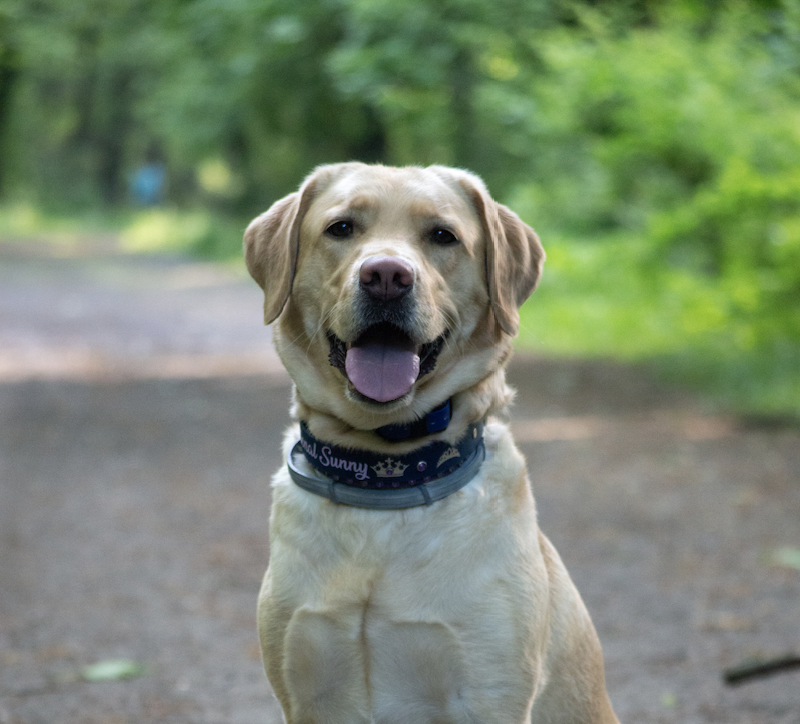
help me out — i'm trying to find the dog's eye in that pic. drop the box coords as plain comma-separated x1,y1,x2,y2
326,220,354,238
430,228,459,245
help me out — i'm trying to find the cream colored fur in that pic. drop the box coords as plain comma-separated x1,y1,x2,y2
245,163,620,724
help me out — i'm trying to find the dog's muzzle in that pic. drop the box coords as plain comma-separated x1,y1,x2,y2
325,255,447,403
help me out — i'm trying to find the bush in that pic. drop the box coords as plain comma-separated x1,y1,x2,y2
512,5,800,414
120,208,246,258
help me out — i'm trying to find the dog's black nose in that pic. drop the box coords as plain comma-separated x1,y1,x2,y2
359,256,414,301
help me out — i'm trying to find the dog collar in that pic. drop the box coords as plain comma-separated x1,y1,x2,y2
287,420,485,509
374,399,451,441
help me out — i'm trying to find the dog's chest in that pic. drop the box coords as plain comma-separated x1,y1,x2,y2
263,455,545,724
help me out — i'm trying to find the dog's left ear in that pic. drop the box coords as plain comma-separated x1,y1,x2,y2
456,175,545,337
243,174,321,325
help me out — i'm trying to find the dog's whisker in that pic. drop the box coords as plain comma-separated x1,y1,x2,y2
281,308,335,356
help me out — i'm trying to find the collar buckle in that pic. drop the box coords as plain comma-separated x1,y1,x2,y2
375,399,451,442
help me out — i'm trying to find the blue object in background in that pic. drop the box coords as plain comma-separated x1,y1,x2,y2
130,162,166,206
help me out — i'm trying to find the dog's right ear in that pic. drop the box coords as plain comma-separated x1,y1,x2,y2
244,176,320,325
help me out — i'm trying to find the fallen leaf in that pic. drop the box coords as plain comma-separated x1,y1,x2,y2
703,612,754,632
770,547,800,571
81,659,146,682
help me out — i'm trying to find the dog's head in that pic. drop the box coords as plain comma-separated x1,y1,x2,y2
245,163,543,428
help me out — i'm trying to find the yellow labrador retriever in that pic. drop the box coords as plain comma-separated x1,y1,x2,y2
245,163,620,724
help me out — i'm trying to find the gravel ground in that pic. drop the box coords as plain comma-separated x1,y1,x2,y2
0,236,798,724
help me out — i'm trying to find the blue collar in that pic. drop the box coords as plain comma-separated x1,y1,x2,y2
288,399,486,509
288,435,485,509
374,399,452,441
297,418,483,490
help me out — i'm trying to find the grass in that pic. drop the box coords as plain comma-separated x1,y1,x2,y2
0,202,125,240
517,233,800,418
0,202,248,260
118,207,247,258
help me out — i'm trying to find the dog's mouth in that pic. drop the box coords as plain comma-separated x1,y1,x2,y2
328,324,446,403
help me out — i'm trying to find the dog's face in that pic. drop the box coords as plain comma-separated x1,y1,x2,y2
245,163,543,429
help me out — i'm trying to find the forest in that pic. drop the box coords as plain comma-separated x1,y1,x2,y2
1,0,799,414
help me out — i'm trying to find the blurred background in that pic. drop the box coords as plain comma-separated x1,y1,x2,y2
1,0,799,413
2,2,800,723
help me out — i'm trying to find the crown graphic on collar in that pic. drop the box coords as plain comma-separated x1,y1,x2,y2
372,458,410,477
437,447,461,467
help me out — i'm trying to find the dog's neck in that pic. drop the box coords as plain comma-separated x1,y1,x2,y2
292,367,513,456
289,384,498,509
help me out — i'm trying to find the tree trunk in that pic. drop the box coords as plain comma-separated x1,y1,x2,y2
97,68,133,205
449,49,476,170
0,27,19,198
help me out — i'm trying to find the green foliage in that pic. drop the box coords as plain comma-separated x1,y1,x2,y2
119,207,245,259
518,233,800,414
508,4,800,413
2,0,560,209
327,0,552,178
513,4,800,232
2,0,172,205
2,0,800,412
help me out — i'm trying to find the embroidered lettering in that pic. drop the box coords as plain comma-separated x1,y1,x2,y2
320,446,369,480
300,438,317,459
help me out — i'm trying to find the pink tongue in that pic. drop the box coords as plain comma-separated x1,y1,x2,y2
345,344,420,402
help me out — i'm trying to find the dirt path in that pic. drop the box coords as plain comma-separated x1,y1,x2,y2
1,236,798,724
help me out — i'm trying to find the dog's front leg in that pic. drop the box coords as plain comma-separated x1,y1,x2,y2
283,607,371,724
258,585,371,724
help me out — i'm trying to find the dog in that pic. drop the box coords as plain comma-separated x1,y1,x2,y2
244,163,620,724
